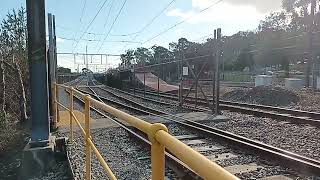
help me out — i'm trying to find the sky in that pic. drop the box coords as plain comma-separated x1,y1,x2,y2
0,0,282,72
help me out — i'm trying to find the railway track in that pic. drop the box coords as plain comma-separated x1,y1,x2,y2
68,91,199,179
73,79,320,178
127,88,320,127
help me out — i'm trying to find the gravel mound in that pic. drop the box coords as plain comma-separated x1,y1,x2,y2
222,86,299,106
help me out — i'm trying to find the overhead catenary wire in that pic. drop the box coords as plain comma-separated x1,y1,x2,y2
73,0,110,52
117,0,176,53
96,0,128,53
58,36,142,43
103,0,115,28
141,0,224,45
79,0,87,22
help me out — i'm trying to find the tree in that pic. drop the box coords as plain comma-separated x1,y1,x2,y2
120,50,134,68
259,12,288,31
57,66,71,73
0,7,28,122
234,48,254,71
134,47,152,65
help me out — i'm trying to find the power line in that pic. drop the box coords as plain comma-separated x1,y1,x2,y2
56,25,105,36
73,0,110,52
141,0,224,45
58,36,142,43
79,0,87,22
97,0,128,52
103,0,115,28
118,0,176,53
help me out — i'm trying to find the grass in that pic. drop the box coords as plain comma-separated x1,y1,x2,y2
223,72,253,82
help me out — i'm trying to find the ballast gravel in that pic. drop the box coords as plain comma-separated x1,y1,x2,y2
204,111,320,161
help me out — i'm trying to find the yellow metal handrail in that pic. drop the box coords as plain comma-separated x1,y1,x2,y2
54,83,117,180
54,83,239,180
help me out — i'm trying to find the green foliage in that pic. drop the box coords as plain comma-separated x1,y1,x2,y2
117,0,320,78
57,66,71,74
234,48,254,71
106,69,122,89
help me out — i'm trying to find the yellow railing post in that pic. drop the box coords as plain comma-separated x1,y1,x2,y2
56,84,60,122
148,123,168,180
84,95,91,180
69,87,74,142
54,83,58,124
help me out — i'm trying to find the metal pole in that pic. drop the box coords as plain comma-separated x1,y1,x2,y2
133,69,136,95
144,65,146,98
212,29,217,113
48,13,54,118
53,15,57,80
214,28,222,115
195,77,198,108
26,0,50,144
157,55,160,99
74,54,76,72
179,54,183,106
309,0,316,89
86,45,88,70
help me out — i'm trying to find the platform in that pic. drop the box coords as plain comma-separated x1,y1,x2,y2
58,110,119,132
57,110,92,127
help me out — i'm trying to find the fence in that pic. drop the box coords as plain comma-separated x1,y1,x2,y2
54,82,238,180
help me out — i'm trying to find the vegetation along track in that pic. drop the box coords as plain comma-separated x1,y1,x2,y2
74,82,320,178
127,88,320,127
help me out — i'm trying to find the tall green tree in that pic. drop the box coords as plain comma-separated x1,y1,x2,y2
0,7,28,122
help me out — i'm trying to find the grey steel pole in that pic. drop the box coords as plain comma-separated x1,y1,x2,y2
157,55,160,99
48,13,54,117
53,15,57,80
309,0,316,89
144,65,146,98
26,0,50,143
214,28,222,115
212,29,217,113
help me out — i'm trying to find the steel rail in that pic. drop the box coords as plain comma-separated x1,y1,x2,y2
84,85,320,176
128,88,320,127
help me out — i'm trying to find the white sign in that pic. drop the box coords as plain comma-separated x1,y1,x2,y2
183,67,188,76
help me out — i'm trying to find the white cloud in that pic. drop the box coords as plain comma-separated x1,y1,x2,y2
167,2,264,24
192,0,281,13
166,1,268,34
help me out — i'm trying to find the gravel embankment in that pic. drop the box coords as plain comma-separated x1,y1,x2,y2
204,111,320,161
62,127,179,180
65,127,150,179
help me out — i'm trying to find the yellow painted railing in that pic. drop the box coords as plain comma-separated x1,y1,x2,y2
54,83,239,180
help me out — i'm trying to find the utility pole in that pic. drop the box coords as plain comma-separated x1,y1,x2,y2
86,45,88,71
22,0,58,178
48,13,54,121
53,15,57,79
214,28,222,115
307,0,316,88
212,29,217,113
